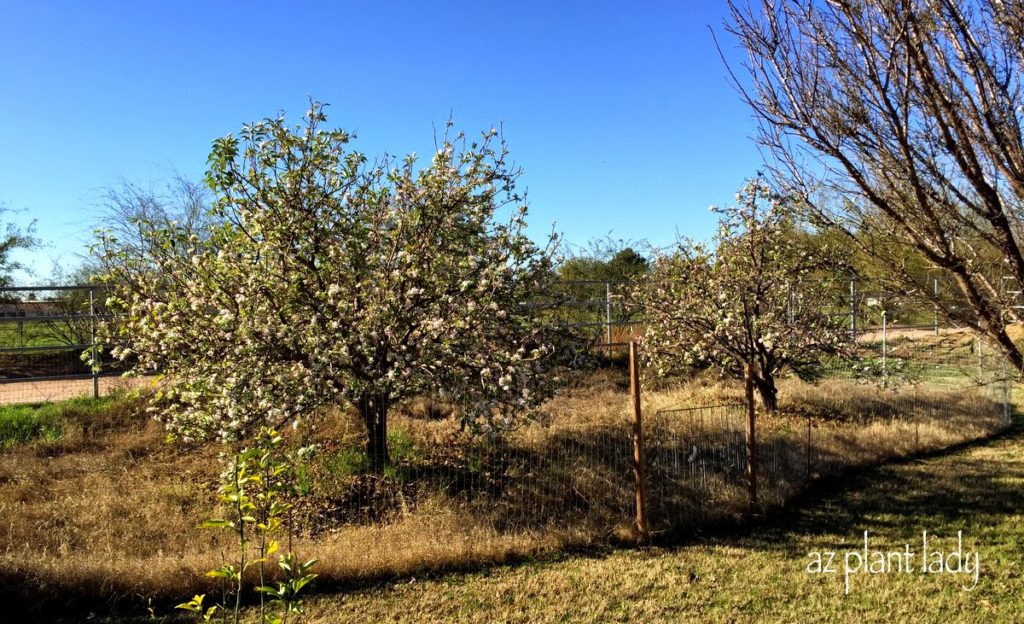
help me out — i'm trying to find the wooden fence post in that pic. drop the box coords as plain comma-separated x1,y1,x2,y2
744,360,758,509
629,341,649,543
805,413,812,482
606,282,614,358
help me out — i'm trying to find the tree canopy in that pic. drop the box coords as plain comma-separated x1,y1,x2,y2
95,104,575,471
558,239,650,284
726,0,1024,371
0,204,37,292
636,179,850,411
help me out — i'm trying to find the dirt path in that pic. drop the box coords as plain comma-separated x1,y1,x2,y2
0,376,154,405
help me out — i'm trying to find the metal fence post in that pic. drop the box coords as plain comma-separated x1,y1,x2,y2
850,279,858,337
786,281,794,326
979,335,987,381
1003,350,1012,425
89,286,99,399
933,277,939,336
805,412,812,482
1004,375,1012,425
629,341,649,543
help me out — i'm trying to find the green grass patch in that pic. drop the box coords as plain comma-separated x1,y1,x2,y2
0,395,120,447
0,319,82,348
319,427,422,480
321,445,370,477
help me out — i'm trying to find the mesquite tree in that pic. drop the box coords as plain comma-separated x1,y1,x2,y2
95,103,570,472
726,0,1024,372
635,180,849,411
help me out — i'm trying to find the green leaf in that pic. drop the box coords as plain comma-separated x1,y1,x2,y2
292,573,317,593
199,519,232,529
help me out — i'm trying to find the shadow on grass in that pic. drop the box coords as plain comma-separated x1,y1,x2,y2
658,412,1024,553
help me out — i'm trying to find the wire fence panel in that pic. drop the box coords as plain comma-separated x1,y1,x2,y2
296,401,637,543
646,403,748,530
0,285,138,405
0,280,1016,547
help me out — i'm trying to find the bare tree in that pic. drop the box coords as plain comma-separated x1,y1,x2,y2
91,175,215,307
724,0,1024,371
98,174,213,261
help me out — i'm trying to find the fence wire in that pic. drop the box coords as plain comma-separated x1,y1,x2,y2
0,281,1016,546
0,286,155,405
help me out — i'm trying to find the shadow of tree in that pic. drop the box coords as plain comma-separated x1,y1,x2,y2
667,417,1024,559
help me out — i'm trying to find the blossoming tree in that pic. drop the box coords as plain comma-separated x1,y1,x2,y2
95,103,571,471
635,179,849,412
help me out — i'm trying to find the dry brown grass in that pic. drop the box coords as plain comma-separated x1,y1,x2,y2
0,403,228,616
286,417,1024,624
0,371,1009,621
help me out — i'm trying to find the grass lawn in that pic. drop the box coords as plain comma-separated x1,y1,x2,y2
1,374,1011,623
0,318,83,348
297,421,1024,623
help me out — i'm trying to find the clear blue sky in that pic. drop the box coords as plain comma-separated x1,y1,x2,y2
0,0,762,282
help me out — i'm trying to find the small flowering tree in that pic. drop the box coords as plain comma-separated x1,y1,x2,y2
635,179,849,412
95,103,571,472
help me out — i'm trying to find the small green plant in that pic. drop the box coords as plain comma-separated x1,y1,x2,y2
382,428,421,480
322,446,369,477
256,553,319,624
851,355,919,390
176,594,218,622
178,427,317,624
387,428,417,464
294,464,313,497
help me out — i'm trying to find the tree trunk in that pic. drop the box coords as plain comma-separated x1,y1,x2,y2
743,361,758,507
754,372,778,413
360,394,390,474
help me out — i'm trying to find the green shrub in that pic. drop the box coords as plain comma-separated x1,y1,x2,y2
321,427,421,479
322,446,369,477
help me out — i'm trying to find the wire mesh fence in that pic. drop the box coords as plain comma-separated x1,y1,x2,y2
643,343,1012,530
0,285,154,405
546,276,1008,360
645,403,748,528
288,350,1011,550
292,397,638,543
0,280,1016,546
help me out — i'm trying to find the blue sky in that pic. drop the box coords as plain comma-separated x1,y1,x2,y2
0,1,762,282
